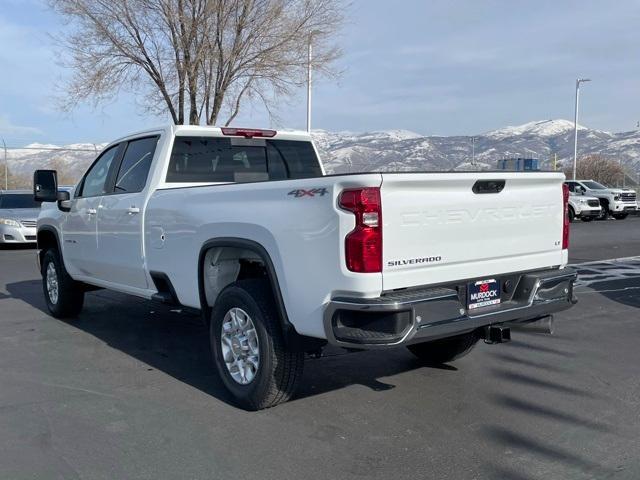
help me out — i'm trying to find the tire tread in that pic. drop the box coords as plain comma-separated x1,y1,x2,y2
42,248,84,318
211,279,304,410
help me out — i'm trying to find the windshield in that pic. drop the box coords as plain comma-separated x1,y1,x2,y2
0,194,42,209
582,181,607,190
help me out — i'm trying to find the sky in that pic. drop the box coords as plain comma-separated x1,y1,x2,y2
0,0,639,146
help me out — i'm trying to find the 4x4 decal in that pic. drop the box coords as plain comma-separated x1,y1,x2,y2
288,188,328,198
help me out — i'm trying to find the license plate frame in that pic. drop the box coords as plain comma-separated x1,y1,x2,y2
467,278,501,310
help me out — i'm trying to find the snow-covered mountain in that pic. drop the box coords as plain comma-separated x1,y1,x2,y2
6,143,107,182
5,120,640,182
316,119,640,174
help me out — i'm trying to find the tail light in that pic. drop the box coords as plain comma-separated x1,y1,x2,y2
562,183,570,249
339,187,382,273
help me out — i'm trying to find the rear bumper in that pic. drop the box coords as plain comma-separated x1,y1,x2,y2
0,225,37,243
324,268,577,348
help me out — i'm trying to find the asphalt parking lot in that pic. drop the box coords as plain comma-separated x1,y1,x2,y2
1,217,639,480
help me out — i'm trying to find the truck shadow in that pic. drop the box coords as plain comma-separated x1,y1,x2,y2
4,279,443,407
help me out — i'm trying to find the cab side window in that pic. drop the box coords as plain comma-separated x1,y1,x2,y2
114,137,158,194
78,145,119,198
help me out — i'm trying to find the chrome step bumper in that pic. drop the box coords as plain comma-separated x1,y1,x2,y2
323,268,577,349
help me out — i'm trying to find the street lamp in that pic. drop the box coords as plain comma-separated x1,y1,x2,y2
572,78,591,180
305,30,323,133
2,138,7,191
306,35,313,133
471,137,476,166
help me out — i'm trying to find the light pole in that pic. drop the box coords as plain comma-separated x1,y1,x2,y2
572,78,591,180
2,138,7,191
471,137,476,166
306,36,313,133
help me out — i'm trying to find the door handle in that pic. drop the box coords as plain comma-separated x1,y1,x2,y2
127,206,140,215
87,208,97,215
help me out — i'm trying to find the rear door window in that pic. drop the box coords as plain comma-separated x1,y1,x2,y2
166,137,321,183
113,136,158,193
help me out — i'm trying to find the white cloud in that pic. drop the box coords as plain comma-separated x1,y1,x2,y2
0,115,43,137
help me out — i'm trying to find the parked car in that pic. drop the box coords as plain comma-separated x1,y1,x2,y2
33,125,577,410
566,189,601,222
565,180,637,219
0,190,41,244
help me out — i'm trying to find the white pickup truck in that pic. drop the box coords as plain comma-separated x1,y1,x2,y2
34,125,577,410
565,179,638,219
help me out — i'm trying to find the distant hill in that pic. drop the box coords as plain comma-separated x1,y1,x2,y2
5,120,640,182
314,119,640,174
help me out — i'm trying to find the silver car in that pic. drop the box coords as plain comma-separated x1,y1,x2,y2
0,190,41,244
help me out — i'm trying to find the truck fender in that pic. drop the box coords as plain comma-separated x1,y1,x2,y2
197,237,295,339
36,226,63,269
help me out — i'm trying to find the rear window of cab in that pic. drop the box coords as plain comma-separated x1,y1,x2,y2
166,137,322,183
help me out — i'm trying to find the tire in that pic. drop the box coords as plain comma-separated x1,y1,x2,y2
598,199,609,219
612,213,628,220
407,331,479,365
568,206,575,223
210,279,304,410
41,248,85,318
581,216,593,222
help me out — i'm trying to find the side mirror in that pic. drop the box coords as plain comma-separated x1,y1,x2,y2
33,170,58,202
579,186,586,195
57,190,72,212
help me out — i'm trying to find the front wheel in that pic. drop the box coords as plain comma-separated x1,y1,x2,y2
598,199,610,219
568,207,575,223
581,216,593,222
612,213,628,220
41,249,84,318
210,279,304,410
407,332,479,365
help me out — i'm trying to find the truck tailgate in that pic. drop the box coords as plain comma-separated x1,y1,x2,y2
380,172,567,291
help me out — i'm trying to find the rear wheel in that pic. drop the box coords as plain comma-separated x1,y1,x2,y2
210,279,304,410
41,249,84,318
407,332,479,365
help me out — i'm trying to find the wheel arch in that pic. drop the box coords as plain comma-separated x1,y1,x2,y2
37,226,62,269
198,237,327,352
198,237,293,333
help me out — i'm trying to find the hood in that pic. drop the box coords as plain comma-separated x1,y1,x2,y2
571,193,600,202
0,208,40,221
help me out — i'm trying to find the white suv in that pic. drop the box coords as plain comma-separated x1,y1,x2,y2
565,180,638,220
567,191,601,222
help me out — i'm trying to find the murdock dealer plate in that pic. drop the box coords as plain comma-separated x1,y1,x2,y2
467,278,501,310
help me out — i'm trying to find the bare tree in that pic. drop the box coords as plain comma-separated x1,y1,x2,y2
0,164,12,190
50,0,344,125
564,154,625,186
49,157,81,185
0,165,31,190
